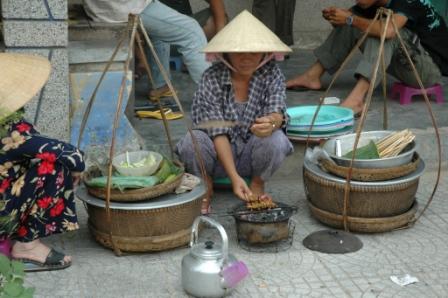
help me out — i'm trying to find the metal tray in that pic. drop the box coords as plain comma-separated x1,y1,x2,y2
303,158,425,186
76,181,206,210
322,131,416,168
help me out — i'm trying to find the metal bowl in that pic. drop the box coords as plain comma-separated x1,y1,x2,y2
322,130,416,169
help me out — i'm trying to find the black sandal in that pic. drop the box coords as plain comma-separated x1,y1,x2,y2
17,248,71,272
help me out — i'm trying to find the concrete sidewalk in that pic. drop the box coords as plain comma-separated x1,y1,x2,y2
25,50,448,297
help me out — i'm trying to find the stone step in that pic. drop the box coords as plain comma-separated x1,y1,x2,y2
68,40,130,72
68,3,126,42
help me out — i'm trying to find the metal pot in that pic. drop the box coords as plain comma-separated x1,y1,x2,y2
182,216,248,298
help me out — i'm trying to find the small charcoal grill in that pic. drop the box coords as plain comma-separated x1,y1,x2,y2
233,202,297,249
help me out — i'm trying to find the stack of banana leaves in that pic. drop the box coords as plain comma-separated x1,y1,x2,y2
85,158,182,191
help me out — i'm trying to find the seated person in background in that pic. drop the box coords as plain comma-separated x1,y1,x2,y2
252,0,296,46
176,11,293,214
160,0,228,40
83,0,211,100
0,53,85,271
286,0,448,114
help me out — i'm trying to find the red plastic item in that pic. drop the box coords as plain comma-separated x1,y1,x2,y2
390,82,444,105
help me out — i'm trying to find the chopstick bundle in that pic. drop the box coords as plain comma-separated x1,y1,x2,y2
376,129,415,158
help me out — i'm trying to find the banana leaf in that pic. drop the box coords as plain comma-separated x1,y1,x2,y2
85,176,159,190
343,140,380,159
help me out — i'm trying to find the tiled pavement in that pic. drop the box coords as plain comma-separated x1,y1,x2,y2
24,50,448,297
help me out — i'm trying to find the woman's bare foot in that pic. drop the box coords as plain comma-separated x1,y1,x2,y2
11,239,71,264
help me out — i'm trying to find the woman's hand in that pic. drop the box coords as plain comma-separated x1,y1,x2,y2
232,176,253,202
250,116,276,138
71,171,83,186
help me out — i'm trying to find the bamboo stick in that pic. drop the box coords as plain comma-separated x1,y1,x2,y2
375,129,415,158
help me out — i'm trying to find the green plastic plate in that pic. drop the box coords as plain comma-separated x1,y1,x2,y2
287,106,353,127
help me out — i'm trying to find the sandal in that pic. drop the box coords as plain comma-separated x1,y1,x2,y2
136,108,183,120
16,248,71,272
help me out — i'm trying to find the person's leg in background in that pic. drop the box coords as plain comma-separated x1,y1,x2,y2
342,28,442,113
252,0,276,33
273,0,296,46
387,29,442,88
140,0,210,85
252,0,296,46
146,40,172,99
340,31,399,113
286,25,362,90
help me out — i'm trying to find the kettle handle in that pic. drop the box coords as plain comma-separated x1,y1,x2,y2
190,216,229,263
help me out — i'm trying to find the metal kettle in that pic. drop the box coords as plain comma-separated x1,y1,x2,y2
182,216,248,298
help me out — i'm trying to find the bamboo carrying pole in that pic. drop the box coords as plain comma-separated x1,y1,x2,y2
304,7,442,231
76,14,209,256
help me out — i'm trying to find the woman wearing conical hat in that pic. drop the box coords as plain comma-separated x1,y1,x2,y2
176,10,293,214
0,53,85,271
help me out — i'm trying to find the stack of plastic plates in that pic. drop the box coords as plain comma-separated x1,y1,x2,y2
286,105,354,141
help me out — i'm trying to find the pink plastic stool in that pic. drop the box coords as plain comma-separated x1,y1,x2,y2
390,82,445,105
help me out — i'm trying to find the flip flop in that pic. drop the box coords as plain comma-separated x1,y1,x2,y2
136,108,183,120
286,86,325,92
17,248,71,272
134,101,179,112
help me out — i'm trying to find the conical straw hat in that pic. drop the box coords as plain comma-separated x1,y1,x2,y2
203,10,292,54
0,53,51,120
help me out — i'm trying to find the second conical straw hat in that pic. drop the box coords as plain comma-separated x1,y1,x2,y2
0,53,51,120
203,10,292,53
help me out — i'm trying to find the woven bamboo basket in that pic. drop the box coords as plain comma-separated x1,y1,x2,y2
319,153,420,182
304,169,418,218
308,201,418,233
88,223,192,252
303,159,424,218
85,194,202,252
83,164,184,202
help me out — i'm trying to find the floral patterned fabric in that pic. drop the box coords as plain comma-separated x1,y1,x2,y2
0,120,85,242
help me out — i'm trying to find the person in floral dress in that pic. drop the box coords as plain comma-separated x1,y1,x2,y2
0,53,85,271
